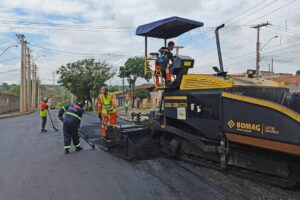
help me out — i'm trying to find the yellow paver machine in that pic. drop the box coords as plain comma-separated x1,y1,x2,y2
103,16,300,188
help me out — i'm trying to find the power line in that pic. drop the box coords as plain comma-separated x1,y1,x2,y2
224,0,268,24
28,42,137,58
266,26,300,38
0,56,20,63
0,20,135,29
190,0,274,48
0,20,136,33
244,0,297,25
271,25,300,34
227,0,277,26
0,69,19,74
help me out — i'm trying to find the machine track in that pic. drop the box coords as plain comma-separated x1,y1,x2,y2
180,152,300,189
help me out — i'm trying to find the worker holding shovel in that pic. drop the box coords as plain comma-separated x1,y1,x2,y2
39,97,49,133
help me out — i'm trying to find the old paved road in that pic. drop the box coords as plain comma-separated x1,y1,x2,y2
0,110,299,200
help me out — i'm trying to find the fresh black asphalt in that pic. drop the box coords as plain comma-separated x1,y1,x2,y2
0,110,299,200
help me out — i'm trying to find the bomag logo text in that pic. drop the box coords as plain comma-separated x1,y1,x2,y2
237,122,261,132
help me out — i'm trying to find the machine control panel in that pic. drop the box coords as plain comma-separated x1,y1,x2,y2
173,55,194,69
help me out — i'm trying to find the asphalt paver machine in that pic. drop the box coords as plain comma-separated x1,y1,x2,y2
102,16,300,188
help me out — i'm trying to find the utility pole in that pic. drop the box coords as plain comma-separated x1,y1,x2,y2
37,75,40,105
285,20,288,32
17,34,26,112
251,22,270,78
122,77,125,105
32,63,37,109
52,72,55,86
23,43,28,111
271,58,274,76
26,47,32,110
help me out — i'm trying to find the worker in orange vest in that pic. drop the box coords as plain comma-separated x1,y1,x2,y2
39,97,49,133
98,84,117,138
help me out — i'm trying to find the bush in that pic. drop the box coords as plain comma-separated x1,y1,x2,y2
133,89,150,100
84,105,93,111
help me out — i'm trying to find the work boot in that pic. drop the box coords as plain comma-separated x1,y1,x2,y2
75,146,83,152
64,148,69,154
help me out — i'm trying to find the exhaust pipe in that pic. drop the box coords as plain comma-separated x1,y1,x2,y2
215,24,225,72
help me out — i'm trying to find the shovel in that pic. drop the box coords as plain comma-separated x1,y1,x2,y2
48,109,59,132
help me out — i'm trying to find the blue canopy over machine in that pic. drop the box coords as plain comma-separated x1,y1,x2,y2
136,16,204,76
136,16,204,39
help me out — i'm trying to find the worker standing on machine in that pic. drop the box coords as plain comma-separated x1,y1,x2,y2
39,97,48,133
157,41,175,84
58,100,84,154
98,84,117,139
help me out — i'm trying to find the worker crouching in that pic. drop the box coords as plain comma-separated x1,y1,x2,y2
98,84,117,139
58,100,84,154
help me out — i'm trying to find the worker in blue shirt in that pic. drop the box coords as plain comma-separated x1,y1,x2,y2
157,41,175,83
58,100,84,154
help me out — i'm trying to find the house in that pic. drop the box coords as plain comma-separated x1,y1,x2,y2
113,91,126,107
134,84,155,109
126,83,163,109
268,75,300,93
149,90,163,108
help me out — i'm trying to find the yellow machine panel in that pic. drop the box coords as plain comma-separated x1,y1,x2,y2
180,74,233,90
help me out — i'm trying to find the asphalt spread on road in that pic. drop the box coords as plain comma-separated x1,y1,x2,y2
0,110,299,200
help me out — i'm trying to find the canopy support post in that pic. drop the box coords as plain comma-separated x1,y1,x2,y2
164,38,167,47
144,36,148,76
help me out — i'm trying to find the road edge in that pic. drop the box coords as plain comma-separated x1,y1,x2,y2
0,109,36,119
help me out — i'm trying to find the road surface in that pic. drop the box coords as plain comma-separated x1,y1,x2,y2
0,110,299,200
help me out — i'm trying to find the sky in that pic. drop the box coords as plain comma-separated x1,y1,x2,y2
0,0,300,85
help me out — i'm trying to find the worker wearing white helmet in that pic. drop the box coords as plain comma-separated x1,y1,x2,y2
39,97,49,133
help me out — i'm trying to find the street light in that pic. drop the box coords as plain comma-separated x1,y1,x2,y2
260,35,278,51
255,35,278,78
0,45,18,57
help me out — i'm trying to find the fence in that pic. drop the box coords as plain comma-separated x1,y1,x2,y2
0,93,20,114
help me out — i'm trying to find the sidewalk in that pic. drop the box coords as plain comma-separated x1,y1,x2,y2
0,109,35,119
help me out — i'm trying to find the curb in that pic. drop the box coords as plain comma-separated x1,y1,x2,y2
0,110,36,119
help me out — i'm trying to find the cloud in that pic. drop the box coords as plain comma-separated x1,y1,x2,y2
1,0,88,16
0,0,300,85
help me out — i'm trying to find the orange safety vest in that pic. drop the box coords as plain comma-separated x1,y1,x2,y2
98,92,117,115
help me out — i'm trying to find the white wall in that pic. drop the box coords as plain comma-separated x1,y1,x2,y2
287,83,300,93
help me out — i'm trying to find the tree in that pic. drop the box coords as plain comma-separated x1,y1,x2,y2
133,89,150,109
57,59,115,107
118,57,151,107
108,85,121,93
8,85,20,96
0,82,9,92
133,89,149,100
296,70,300,75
